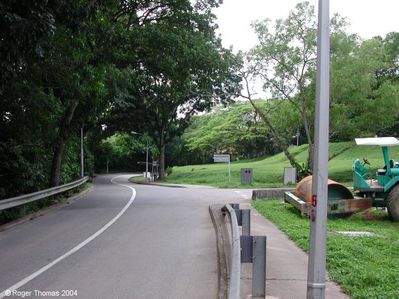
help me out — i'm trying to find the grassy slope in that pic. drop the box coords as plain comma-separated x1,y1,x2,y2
254,200,399,299
165,141,396,187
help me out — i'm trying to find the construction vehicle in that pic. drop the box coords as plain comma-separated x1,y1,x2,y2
353,137,399,221
284,176,371,218
284,137,399,220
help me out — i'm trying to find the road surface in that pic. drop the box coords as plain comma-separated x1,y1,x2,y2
0,174,251,299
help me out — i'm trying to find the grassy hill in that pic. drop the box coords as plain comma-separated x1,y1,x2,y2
164,141,395,188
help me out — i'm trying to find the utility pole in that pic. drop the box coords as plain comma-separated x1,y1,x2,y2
145,140,149,182
296,129,300,146
80,127,84,178
307,0,330,298
132,131,150,182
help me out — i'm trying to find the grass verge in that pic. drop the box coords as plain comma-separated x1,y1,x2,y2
254,199,399,299
129,176,146,184
164,141,392,188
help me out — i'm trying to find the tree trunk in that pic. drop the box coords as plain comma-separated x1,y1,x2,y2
158,128,166,180
159,143,166,180
49,100,79,187
159,138,165,180
302,107,313,170
247,99,298,167
50,140,66,187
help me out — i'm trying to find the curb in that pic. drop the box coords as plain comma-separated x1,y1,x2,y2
129,177,215,189
130,181,186,188
252,188,295,200
0,183,93,232
209,204,229,299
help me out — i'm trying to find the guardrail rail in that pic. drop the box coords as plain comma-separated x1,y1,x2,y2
223,204,241,299
0,176,89,211
222,203,267,299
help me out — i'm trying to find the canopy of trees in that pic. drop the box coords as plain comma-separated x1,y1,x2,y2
236,1,399,174
1,0,399,198
0,0,240,198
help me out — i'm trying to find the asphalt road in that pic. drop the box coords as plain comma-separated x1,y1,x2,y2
0,174,251,299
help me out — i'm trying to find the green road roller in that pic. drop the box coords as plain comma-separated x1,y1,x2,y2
353,137,399,221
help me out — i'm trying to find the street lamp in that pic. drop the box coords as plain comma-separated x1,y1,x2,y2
131,131,150,182
293,129,300,146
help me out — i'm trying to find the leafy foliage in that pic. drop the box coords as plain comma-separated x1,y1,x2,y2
106,2,241,178
183,101,281,160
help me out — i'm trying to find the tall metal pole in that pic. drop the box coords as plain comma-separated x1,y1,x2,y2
296,130,300,146
145,140,149,182
80,127,84,178
307,0,330,298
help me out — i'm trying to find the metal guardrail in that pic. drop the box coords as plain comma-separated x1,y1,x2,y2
223,204,241,299
223,203,267,298
0,176,89,211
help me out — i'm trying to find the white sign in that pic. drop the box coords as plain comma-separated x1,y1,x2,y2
213,154,230,163
213,154,231,182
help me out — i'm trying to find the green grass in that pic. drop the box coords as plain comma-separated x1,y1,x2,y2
254,200,399,299
129,176,146,184
165,141,392,188
164,144,308,188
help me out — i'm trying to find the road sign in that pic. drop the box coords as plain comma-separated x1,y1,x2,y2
213,154,231,181
213,154,230,163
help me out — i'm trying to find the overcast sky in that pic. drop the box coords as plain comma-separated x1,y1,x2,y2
214,0,399,52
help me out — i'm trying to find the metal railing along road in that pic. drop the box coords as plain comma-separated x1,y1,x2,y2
0,176,89,211
223,204,241,299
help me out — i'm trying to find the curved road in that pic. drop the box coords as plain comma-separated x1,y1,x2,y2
0,174,250,299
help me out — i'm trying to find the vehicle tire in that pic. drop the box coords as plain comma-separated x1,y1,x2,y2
387,185,399,221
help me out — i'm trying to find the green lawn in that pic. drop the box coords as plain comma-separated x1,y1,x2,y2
165,141,392,188
254,200,399,299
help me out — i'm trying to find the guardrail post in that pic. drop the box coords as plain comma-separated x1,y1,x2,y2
242,209,250,236
230,204,251,231
252,236,267,298
240,235,253,263
240,235,267,297
226,203,266,298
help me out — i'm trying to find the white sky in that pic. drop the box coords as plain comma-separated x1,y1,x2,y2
214,0,399,52
214,0,399,99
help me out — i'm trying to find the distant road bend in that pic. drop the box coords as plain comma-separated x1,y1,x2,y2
0,174,248,298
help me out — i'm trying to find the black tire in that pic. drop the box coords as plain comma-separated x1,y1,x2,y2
387,185,399,221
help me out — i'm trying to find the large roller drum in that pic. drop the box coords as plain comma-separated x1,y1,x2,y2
295,176,354,203
285,175,371,216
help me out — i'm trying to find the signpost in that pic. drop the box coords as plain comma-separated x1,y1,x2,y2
307,0,330,298
213,154,231,181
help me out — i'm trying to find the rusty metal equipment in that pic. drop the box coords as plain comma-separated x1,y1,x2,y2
284,176,372,217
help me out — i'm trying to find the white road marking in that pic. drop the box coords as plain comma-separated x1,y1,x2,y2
234,190,250,200
0,175,136,298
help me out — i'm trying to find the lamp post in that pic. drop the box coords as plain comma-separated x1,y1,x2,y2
292,129,300,146
131,131,149,182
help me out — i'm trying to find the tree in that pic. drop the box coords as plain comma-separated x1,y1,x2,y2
248,2,317,169
108,1,241,179
183,102,278,160
247,1,347,170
